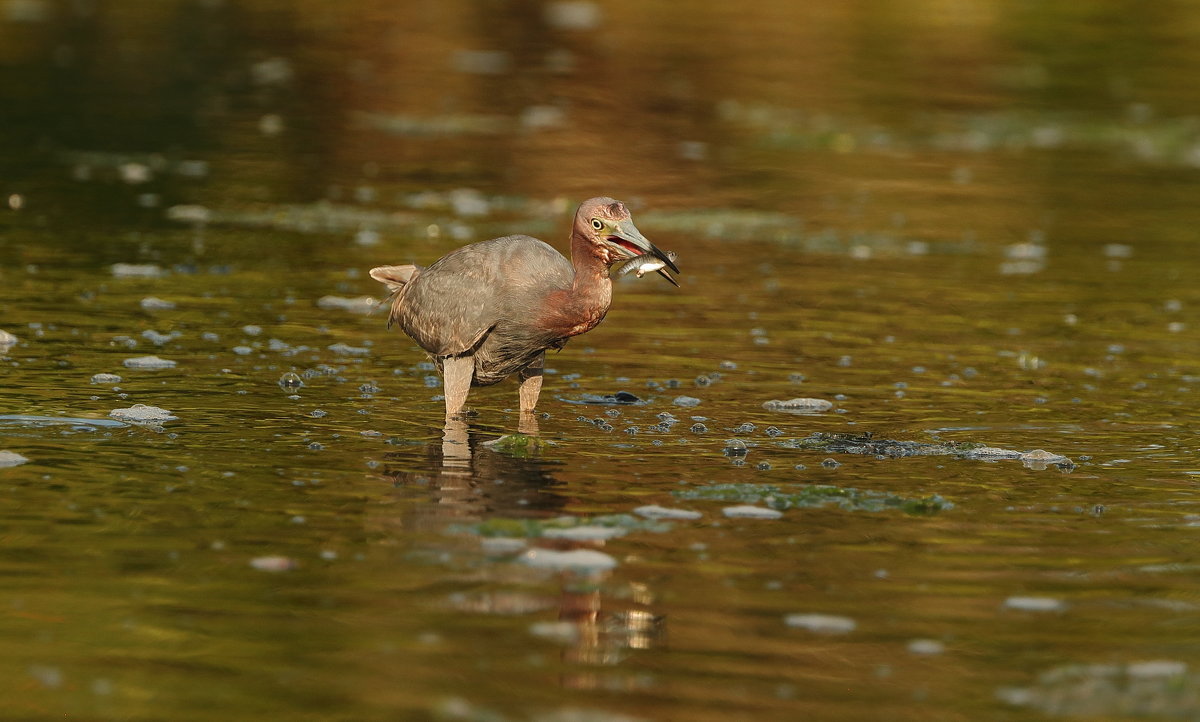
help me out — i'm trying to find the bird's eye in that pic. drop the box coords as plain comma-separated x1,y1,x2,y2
591,219,604,231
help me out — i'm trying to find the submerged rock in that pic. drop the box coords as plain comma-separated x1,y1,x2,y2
966,446,1024,460
558,391,645,406
90,373,123,384
0,450,30,468
676,481,952,515
0,329,18,348
542,525,627,541
763,397,834,413
483,433,544,456
123,355,177,369
111,263,166,279
519,548,617,572
109,404,177,423
316,295,376,314
250,555,297,572
1020,449,1072,470
722,505,783,519
1003,596,1066,613
998,659,1198,717
634,505,702,520
327,342,370,356
139,296,176,310
784,613,856,634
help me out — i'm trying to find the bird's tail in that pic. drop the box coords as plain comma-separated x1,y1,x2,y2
369,265,420,292
368,265,421,328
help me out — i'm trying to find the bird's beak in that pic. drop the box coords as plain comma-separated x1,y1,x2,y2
610,219,681,275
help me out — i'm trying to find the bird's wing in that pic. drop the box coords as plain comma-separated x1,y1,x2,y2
394,236,572,357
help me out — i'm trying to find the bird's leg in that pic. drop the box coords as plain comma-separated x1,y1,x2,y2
518,353,545,414
442,355,474,418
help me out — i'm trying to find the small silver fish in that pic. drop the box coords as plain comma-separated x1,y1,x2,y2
611,250,679,286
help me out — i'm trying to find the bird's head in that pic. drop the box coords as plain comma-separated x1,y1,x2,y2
574,197,679,285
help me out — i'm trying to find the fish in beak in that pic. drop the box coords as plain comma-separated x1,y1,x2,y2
605,218,680,286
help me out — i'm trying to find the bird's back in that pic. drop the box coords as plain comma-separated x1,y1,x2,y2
393,235,573,357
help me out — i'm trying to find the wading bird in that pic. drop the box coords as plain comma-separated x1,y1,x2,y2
369,197,679,418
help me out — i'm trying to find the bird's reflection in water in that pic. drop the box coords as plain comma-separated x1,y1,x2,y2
374,415,666,683
379,415,565,526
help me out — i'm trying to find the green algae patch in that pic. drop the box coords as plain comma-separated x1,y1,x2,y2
778,432,987,458
483,433,546,457
674,482,953,515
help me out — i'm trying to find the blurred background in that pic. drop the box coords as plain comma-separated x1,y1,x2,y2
4,0,1200,247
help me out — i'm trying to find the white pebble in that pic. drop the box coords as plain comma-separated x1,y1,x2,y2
1126,660,1187,678
519,548,617,571
109,404,177,422
123,355,177,369
723,505,783,519
763,398,834,412
316,295,375,314
250,555,297,572
110,263,165,278
907,639,946,655
1003,596,1066,612
544,0,601,30
634,505,702,520
529,621,579,644
480,538,527,555
90,373,122,384
139,297,176,310
542,525,626,541
0,450,30,468
328,343,370,356
784,613,856,634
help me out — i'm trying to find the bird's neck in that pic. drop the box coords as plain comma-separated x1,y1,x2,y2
542,233,613,338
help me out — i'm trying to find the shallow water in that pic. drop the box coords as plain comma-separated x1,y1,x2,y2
2,2,1200,720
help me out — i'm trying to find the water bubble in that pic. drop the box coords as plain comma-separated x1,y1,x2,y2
723,439,748,457
278,372,304,390
690,423,707,433
732,422,756,433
